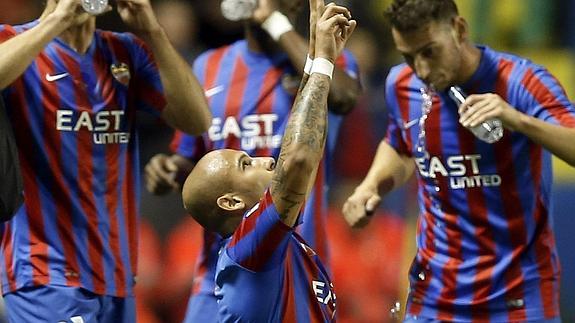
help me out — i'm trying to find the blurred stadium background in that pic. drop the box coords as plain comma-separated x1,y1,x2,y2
1,0,574,321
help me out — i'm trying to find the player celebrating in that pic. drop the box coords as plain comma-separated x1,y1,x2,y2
0,0,211,321
144,0,360,321
182,1,356,320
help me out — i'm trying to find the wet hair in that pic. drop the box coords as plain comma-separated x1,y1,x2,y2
384,0,459,33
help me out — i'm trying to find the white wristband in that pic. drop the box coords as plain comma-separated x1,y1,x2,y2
310,57,334,79
304,55,313,75
261,11,294,42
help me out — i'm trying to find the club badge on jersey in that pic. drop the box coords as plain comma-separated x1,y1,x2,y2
111,63,131,86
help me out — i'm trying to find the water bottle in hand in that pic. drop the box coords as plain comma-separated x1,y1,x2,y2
221,0,258,21
448,86,503,143
82,0,108,15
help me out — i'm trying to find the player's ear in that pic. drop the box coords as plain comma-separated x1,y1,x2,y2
452,16,469,43
217,194,246,212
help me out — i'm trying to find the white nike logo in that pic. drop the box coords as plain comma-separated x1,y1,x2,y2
402,118,419,130
204,85,225,98
45,72,69,82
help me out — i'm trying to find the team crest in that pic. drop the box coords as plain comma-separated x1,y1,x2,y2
281,73,301,96
110,63,131,86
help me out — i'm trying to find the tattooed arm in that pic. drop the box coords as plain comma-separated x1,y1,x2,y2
270,0,356,227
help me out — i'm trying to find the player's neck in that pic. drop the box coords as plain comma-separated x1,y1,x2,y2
59,21,96,55
456,42,482,84
244,24,280,56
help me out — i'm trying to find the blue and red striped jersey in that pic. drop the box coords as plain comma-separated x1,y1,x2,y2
0,21,166,297
385,45,574,321
216,189,336,322
170,40,358,298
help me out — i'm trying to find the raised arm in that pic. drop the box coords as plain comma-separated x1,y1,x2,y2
0,0,89,89
116,0,211,135
271,0,356,227
253,0,360,115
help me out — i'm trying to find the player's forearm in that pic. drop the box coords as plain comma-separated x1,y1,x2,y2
515,113,575,166
278,31,359,115
0,14,69,89
272,72,330,226
359,140,414,195
142,29,211,135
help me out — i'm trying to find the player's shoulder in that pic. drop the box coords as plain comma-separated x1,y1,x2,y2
0,20,39,35
385,63,416,92
194,40,245,66
484,45,544,73
96,29,140,46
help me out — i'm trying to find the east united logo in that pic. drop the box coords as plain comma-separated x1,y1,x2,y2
110,63,131,86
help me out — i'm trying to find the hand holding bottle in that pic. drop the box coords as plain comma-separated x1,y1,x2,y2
448,86,503,143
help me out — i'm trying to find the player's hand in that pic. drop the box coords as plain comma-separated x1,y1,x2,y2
342,185,381,229
252,0,279,24
314,3,356,62
458,93,522,131
145,153,192,195
116,0,162,35
50,0,97,27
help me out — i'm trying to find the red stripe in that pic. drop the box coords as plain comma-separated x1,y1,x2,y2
280,251,297,322
223,57,249,150
106,32,139,295
204,46,229,92
4,78,45,290
169,130,184,153
491,59,527,321
228,202,262,248
59,49,107,294
253,67,282,157
121,124,138,296
311,159,327,262
0,25,17,42
396,67,415,152
335,52,348,70
409,97,441,316
92,45,126,296
237,216,290,271
37,53,82,287
528,144,560,318
297,237,330,322
451,82,499,321
521,69,575,126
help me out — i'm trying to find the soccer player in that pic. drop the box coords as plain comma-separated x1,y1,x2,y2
0,0,211,321
181,1,356,320
342,0,575,321
144,0,360,321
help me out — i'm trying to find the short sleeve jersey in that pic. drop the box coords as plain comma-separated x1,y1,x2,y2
215,190,336,322
0,21,167,297
170,40,359,298
384,45,574,321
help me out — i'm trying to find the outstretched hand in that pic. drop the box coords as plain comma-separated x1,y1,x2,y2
310,0,356,62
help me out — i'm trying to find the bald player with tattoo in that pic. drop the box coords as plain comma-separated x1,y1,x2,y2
181,0,356,320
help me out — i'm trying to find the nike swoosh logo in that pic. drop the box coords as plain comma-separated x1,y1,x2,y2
204,85,225,98
45,73,69,82
402,118,419,130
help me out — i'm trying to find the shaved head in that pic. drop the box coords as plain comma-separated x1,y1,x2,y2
182,150,234,233
182,149,275,236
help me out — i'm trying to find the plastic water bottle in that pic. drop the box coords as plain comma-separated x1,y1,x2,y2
448,86,503,143
82,0,108,15
220,0,258,21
